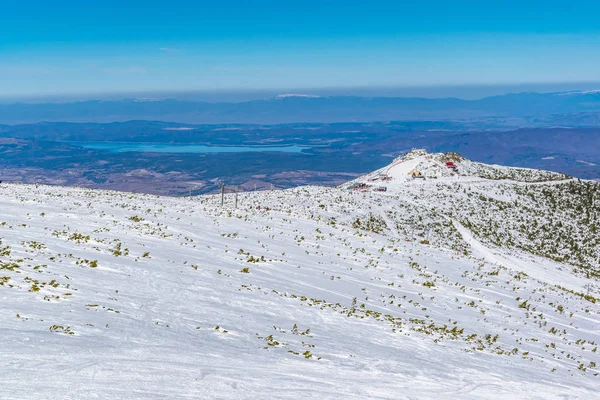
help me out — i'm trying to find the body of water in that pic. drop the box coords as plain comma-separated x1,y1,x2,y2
69,142,313,154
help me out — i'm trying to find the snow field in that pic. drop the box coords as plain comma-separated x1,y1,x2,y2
0,151,598,399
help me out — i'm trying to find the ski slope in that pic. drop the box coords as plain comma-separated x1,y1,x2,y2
0,151,598,399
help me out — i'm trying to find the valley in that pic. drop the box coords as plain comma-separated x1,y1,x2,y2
1,121,599,195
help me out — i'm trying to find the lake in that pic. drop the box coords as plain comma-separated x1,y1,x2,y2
69,142,314,154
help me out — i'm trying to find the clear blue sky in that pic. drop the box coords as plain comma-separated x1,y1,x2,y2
2,0,600,98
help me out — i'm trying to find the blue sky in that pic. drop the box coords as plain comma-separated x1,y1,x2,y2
2,0,600,98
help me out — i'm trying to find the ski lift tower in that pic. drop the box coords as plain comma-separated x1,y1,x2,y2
219,183,225,207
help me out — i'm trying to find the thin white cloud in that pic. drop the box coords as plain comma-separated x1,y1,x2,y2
100,67,147,75
159,47,181,53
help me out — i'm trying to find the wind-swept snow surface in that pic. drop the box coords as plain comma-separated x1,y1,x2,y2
0,151,598,399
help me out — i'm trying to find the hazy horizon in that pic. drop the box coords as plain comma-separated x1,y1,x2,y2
2,81,600,104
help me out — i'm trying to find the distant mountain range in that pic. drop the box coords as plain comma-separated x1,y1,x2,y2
1,90,600,125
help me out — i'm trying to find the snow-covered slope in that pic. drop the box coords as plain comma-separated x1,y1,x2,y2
1,151,599,399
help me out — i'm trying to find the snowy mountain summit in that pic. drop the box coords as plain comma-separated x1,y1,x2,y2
275,93,322,99
1,150,599,399
345,148,571,191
